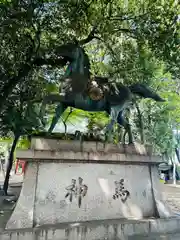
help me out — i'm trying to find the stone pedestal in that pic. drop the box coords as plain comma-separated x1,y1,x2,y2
6,138,172,229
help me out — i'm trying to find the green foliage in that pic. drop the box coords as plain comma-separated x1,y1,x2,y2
0,72,50,138
0,0,179,102
132,71,180,154
86,112,109,132
0,0,179,158
17,136,31,149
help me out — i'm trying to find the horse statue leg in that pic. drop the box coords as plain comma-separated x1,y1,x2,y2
105,106,120,142
48,103,67,133
117,110,133,144
40,94,67,133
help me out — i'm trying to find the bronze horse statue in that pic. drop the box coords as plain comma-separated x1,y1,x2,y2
40,42,164,143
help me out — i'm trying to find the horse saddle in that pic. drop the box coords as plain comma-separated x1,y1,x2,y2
87,77,109,101
61,75,110,101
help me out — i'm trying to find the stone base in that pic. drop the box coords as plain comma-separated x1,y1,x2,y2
30,137,150,155
2,218,180,240
6,138,172,229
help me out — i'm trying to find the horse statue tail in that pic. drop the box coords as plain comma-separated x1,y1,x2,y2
129,83,165,102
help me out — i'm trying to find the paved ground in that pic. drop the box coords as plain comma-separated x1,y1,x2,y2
161,184,180,214
0,173,23,186
132,184,180,239
0,173,22,230
131,233,180,239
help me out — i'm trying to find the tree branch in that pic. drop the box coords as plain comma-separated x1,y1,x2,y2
33,57,68,67
113,28,135,34
79,27,101,45
0,11,27,27
0,63,32,110
0,55,68,111
111,12,149,21
112,28,138,39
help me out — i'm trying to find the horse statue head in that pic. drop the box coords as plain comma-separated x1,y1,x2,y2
56,42,106,100
56,43,91,94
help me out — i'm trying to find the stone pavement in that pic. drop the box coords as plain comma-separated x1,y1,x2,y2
134,183,180,239
0,173,23,186
0,173,23,231
161,184,180,214
131,233,180,239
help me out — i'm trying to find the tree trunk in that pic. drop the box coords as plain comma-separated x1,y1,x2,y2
173,162,176,185
175,148,180,163
3,134,20,195
0,159,5,178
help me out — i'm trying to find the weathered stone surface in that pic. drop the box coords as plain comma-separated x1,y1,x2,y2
6,163,38,229
31,137,148,155
150,166,172,218
6,138,170,230
34,163,155,226
150,218,180,234
2,218,180,240
16,149,161,164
